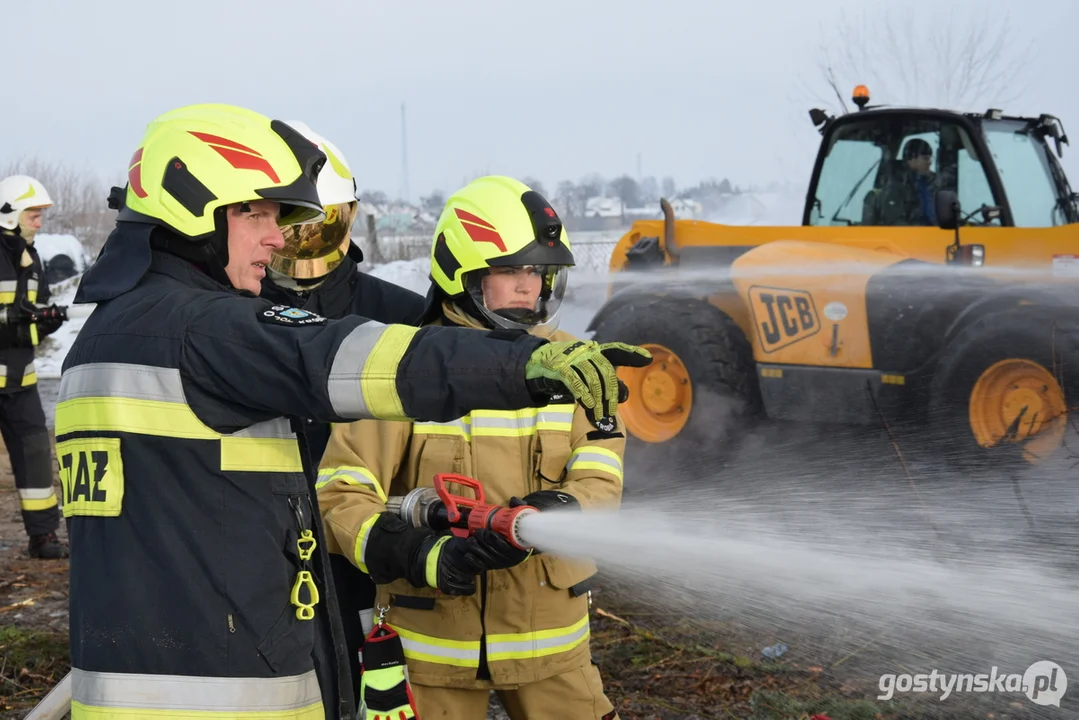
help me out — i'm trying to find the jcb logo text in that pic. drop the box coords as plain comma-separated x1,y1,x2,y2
748,286,820,353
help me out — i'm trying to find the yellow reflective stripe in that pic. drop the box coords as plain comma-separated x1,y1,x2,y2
22,363,36,386
0,293,13,303
359,325,417,419
28,288,37,303
70,667,324,716
413,418,471,440
353,513,380,574
57,365,302,474
395,626,481,667
30,322,37,346
486,614,591,661
315,465,386,501
19,487,58,511
567,445,624,482
412,405,575,440
425,535,450,588
56,397,219,438
220,437,303,473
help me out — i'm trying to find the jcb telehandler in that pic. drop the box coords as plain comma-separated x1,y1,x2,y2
589,86,1079,468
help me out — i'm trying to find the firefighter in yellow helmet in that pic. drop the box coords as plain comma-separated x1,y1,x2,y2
318,176,625,719
57,104,648,720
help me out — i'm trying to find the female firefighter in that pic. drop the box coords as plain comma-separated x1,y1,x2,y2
317,175,624,719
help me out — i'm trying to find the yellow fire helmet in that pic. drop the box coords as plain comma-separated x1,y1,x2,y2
118,103,326,241
269,120,359,287
430,175,574,331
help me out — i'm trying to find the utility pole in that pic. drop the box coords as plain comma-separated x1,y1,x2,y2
400,103,410,204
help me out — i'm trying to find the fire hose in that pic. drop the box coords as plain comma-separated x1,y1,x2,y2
24,474,535,719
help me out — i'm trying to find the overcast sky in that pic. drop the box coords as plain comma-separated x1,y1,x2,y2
4,0,1076,203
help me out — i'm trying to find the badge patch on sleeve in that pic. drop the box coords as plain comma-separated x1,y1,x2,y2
258,305,328,326
58,437,124,518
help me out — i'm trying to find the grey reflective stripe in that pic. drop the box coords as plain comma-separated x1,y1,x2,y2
487,622,591,656
316,467,377,489
0,280,16,293
399,636,481,663
414,418,470,435
536,410,573,425
232,417,295,439
327,322,388,418
58,362,185,403
18,487,55,499
569,452,623,473
0,364,6,377
471,415,535,430
71,667,322,712
23,362,35,378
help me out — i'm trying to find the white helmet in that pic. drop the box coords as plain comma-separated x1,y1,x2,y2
0,175,53,231
269,121,359,285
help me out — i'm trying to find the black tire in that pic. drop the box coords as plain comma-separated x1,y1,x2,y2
591,296,762,482
926,309,1079,470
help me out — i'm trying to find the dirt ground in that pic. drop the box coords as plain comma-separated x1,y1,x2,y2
0,440,1061,719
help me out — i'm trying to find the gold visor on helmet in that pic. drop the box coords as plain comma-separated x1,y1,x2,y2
271,200,358,280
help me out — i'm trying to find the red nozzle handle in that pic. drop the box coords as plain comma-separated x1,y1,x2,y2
432,473,486,524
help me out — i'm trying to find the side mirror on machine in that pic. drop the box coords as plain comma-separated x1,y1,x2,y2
936,190,985,267
935,190,959,231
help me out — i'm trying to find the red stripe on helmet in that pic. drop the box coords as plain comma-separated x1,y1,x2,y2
188,131,260,155
454,207,496,229
128,148,148,198
189,132,282,184
460,221,507,252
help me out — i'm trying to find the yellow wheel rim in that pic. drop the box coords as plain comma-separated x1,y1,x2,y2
968,358,1068,463
617,343,692,442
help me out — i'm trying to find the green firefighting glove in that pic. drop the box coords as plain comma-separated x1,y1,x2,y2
526,340,652,431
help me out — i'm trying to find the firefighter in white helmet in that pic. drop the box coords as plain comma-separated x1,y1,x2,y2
0,175,68,559
260,121,426,711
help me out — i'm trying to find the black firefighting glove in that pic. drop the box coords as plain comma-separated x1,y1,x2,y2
34,304,67,336
525,340,651,431
364,512,485,595
469,528,532,571
511,490,581,513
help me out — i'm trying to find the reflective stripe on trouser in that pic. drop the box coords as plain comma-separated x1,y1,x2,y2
0,385,59,534
70,667,325,719
56,363,304,472
395,614,591,668
0,362,38,389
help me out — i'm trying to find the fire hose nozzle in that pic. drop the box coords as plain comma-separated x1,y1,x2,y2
385,475,539,551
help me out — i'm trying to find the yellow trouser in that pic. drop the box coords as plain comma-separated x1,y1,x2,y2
411,663,618,720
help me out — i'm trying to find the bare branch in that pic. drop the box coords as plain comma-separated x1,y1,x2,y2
811,5,1039,112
